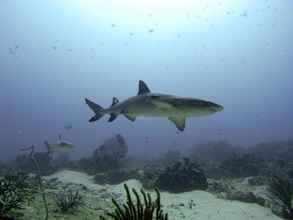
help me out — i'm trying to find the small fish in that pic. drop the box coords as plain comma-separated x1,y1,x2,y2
64,124,73,130
44,135,74,153
8,48,15,55
241,11,248,17
148,28,155,33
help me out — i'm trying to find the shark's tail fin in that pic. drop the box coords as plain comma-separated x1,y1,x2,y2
85,98,104,122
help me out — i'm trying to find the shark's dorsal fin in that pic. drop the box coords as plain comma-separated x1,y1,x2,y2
138,80,151,95
111,97,119,107
168,116,186,131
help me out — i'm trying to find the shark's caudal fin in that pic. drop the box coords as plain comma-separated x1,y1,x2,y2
137,80,151,95
108,97,119,122
85,98,104,122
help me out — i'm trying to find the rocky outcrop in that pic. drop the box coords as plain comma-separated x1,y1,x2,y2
155,158,208,193
220,153,267,178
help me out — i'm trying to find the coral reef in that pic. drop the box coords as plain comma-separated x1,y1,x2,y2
161,149,181,167
72,134,128,174
0,161,9,177
269,175,293,219
100,184,168,220
208,177,271,208
249,139,293,162
139,165,163,190
15,152,54,175
54,189,83,213
155,158,208,193
0,172,36,219
189,140,244,164
93,134,128,172
220,153,266,178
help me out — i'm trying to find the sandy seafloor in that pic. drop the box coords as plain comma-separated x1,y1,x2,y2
43,170,282,220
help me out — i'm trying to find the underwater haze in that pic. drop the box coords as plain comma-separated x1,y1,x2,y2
0,0,293,160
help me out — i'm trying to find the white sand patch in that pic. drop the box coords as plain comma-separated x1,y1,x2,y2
109,179,282,220
160,191,281,220
45,171,283,220
44,170,104,191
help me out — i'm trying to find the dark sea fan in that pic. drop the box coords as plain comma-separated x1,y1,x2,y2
155,157,207,193
100,184,168,220
269,175,293,219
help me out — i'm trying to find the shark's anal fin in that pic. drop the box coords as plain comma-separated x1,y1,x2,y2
168,116,186,131
137,80,151,95
124,114,136,122
108,114,118,122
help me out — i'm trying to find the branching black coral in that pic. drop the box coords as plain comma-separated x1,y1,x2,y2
101,184,168,220
54,189,83,213
269,175,293,219
20,145,49,220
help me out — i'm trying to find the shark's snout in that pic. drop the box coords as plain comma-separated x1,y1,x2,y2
211,103,224,112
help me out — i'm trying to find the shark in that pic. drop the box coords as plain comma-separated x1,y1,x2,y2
85,80,223,131
44,134,75,153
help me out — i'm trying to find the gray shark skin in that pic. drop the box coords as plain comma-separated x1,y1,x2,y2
85,80,223,131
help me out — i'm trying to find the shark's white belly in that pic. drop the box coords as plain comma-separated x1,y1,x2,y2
127,107,212,118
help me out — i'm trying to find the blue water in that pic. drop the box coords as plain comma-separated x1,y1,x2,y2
0,0,292,160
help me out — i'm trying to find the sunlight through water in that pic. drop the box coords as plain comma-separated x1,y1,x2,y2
74,0,242,26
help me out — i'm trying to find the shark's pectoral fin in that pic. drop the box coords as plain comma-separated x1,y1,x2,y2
168,116,186,131
108,114,118,122
124,114,136,122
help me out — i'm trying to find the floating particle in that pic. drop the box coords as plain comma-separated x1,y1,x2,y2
219,57,225,62
241,10,248,17
64,124,73,131
8,48,15,55
148,28,155,33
